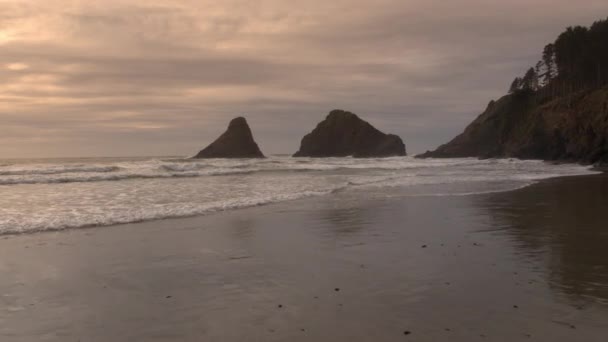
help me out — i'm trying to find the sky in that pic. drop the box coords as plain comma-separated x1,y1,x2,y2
1,0,608,158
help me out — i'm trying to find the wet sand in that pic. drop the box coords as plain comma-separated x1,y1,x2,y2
1,174,608,341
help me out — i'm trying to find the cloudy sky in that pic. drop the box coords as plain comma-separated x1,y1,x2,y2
1,0,607,158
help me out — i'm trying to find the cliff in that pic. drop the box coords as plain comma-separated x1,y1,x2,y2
418,88,608,164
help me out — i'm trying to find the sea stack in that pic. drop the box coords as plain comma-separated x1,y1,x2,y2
293,110,406,158
194,117,265,158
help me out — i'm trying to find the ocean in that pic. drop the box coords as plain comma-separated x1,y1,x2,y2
0,156,598,235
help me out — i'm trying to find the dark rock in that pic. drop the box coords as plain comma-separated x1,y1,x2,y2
334,288,340,292
194,117,265,158
403,331,412,335
293,110,406,158
417,88,608,164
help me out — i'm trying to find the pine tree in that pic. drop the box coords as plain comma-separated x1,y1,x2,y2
509,77,522,94
521,68,539,91
541,43,556,84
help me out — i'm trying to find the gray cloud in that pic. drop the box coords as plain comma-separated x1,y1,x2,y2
1,0,608,157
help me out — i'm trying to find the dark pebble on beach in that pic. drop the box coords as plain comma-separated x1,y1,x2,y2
278,304,283,308
334,288,340,292
300,328,306,332
403,330,411,335
421,245,428,248
513,305,519,309
166,296,172,299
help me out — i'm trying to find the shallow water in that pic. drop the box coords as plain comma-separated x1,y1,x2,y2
0,174,607,341
0,156,597,234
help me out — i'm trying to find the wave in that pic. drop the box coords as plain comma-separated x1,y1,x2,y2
0,157,597,186
0,187,344,235
0,165,121,176
0,156,599,235
0,169,260,185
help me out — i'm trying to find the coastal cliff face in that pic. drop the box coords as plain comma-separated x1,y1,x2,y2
418,88,608,164
194,117,265,158
293,110,406,158
420,17,608,165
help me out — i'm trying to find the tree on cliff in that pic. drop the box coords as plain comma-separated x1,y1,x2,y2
521,68,539,91
508,17,608,99
508,77,523,94
541,43,556,84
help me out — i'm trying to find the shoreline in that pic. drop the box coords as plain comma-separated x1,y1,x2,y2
1,171,603,239
1,172,608,341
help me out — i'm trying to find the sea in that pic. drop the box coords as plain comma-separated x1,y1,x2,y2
0,156,598,235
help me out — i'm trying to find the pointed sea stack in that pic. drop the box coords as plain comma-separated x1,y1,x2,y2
293,110,406,158
194,117,265,158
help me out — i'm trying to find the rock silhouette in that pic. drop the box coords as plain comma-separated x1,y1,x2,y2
417,88,608,164
293,110,406,158
194,117,265,158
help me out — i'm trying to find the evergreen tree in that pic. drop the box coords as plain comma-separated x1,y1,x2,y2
508,77,522,94
541,43,556,84
505,17,608,99
521,68,539,91
535,61,545,87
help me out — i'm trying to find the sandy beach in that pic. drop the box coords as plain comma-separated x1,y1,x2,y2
1,174,607,342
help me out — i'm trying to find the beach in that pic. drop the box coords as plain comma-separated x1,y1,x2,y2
1,173,607,341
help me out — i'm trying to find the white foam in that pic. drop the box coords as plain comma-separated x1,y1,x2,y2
0,156,598,234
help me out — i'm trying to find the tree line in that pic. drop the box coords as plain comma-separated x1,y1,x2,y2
509,17,608,98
